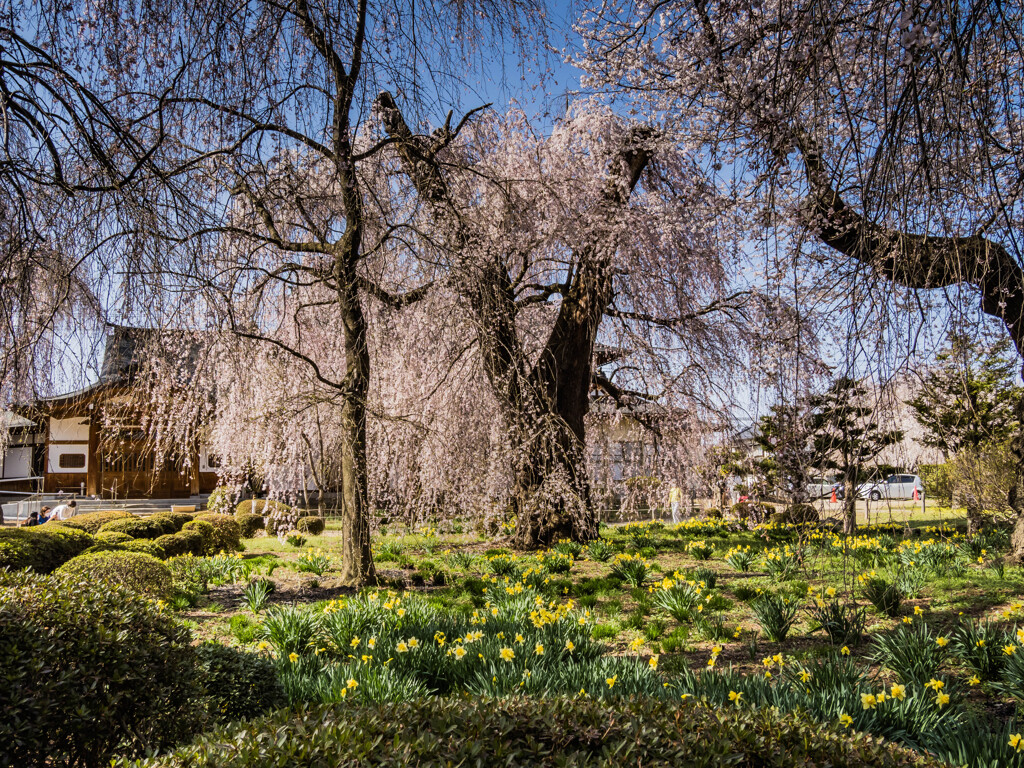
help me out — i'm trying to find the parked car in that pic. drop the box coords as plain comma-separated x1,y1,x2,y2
856,474,925,501
806,476,839,499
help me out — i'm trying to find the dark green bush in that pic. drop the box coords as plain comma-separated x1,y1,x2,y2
236,513,265,538
0,570,202,768
182,519,218,555
112,696,935,768
54,509,135,534
235,500,300,536
123,539,168,559
98,516,167,540
56,551,173,597
194,643,284,724
157,529,206,558
0,526,95,572
296,515,325,535
152,512,196,533
194,513,243,553
96,530,134,544
775,504,820,524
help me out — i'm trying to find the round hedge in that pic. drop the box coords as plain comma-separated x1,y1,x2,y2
236,513,265,538
776,503,820,524
95,530,134,544
194,513,243,553
296,516,325,535
98,516,166,540
194,643,283,724
182,519,217,555
0,569,202,768
113,697,937,768
55,509,135,534
156,529,205,558
0,526,95,572
122,539,167,559
56,551,172,597
151,511,196,533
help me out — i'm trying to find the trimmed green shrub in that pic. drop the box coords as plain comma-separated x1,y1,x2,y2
236,513,265,538
194,643,284,724
236,500,300,536
775,504,820,524
156,529,205,558
56,551,173,598
0,526,95,572
182,519,217,555
123,539,168,559
156,511,196,532
112,696,935,768
194,513,243,553
98,516,166,540
296,515,325,535
0,569,202,768
95,530,133,544
54,509,135,534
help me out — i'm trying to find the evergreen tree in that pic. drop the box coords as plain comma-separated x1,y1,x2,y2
808,378,903,534
907,332,1022,457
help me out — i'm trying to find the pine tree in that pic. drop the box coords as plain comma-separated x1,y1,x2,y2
808,378,903,534
907,332,1022,457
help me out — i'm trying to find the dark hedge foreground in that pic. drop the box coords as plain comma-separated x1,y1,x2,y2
116,696,937,768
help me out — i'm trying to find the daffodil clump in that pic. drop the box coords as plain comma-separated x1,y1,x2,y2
252,587,672,703
295,548,332,576
486,553,521,578
609,552,653,587
671,518,733,538
685,539,715,560
724,544,755,572
621,521,660,549
760,544,802,581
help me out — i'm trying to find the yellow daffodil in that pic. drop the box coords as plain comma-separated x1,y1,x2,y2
288,652,299,663
1005,644,1019,656
535,643,544,655
453,646,467,660
500,647,515,662
841,646,850,656
347,678,358,689
936,637,949,648
890,684,906,701
565,640,575,651
606,675,618,688
649,655,659,670
839,714,853,728
396,642,409,653
968,674,981,686
860,693,877,710
408,637,420,649
728,690,742,703
1010,733,1024,752
936,692,950,708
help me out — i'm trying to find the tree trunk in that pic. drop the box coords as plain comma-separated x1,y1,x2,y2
335,281,377,586
508,407,597,548
1008,389,1024,562
843,477,857,534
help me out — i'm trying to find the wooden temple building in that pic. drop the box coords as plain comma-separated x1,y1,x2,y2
4,327,219,499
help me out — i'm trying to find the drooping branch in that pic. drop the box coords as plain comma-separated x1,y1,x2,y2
794,128,1024,354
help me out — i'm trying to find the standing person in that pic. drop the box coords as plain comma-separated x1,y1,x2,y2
48,499,77,521
668,484,683,523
